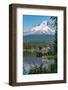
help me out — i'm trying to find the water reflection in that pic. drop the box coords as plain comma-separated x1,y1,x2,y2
23,52,57,75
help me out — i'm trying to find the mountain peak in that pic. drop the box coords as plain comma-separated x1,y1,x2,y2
24,20,55,36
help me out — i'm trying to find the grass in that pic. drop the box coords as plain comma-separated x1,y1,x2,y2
29,64,48,74
29,63,57,74
24,48,37,52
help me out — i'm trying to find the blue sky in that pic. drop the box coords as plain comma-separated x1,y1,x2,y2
23,15,55,32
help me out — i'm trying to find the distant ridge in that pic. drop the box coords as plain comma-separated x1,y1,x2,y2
23,34,55,43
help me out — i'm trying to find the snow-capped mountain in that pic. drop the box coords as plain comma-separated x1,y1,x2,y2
24,21,55,36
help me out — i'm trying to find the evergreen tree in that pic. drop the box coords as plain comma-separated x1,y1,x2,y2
50,16,57,54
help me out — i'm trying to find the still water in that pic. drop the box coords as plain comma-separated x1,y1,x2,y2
23,52,56,75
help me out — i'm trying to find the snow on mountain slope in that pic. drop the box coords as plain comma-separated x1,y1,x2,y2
24,20,55,36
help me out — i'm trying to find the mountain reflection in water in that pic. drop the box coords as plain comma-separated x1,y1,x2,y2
23,52,57,75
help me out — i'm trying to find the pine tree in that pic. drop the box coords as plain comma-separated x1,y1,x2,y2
50,16,57,54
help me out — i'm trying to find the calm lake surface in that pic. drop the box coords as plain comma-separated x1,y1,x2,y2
23,52,56,75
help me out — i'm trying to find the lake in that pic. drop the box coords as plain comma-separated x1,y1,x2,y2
23,52,57,75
